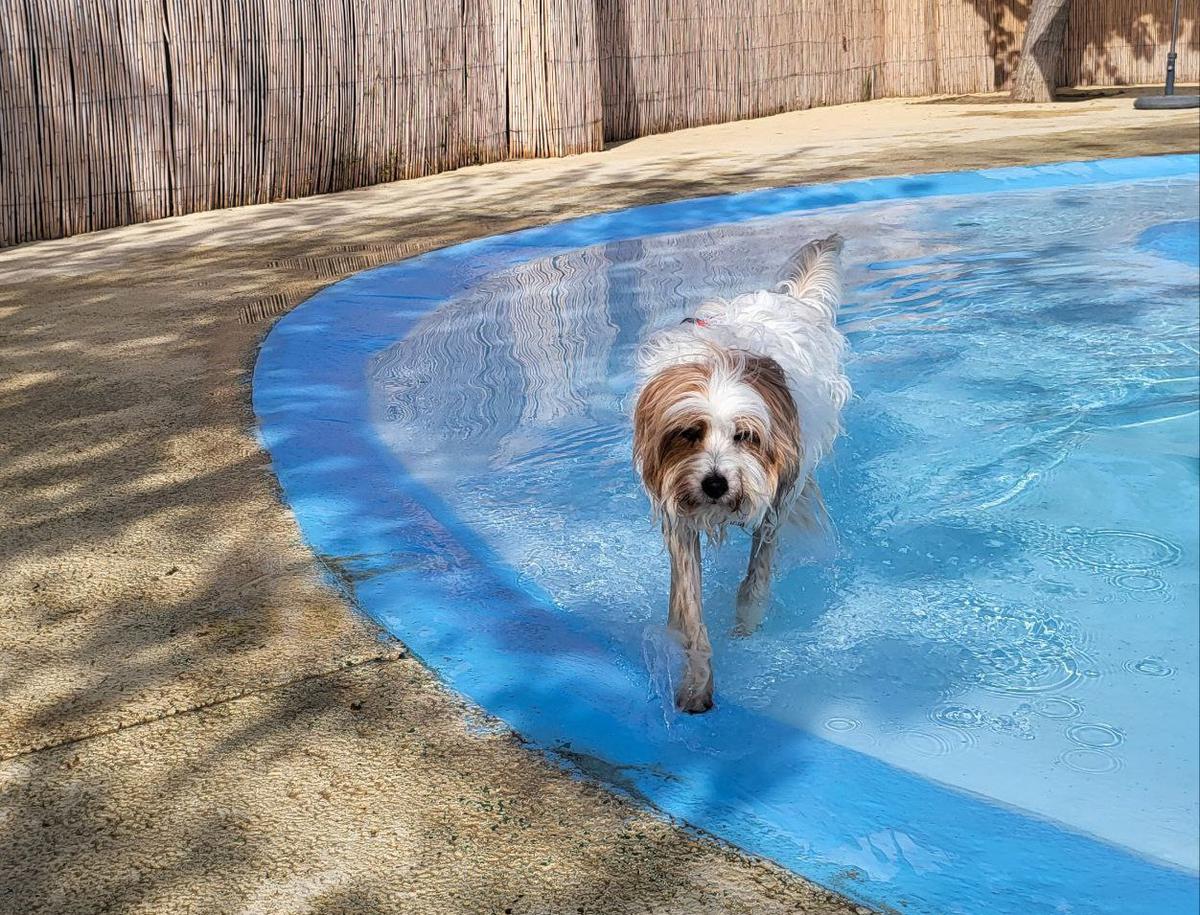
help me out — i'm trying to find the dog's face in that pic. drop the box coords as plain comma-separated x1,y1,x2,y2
633,350,801,534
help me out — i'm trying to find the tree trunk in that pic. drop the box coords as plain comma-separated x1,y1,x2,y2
1011,0,1072,102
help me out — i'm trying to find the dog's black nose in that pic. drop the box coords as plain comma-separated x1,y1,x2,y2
701,473,728,499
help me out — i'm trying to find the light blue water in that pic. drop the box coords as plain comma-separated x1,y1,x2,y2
255,157,1200,914
372,178,1200,871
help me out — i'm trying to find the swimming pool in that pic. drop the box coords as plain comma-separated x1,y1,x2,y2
254,156,1200,915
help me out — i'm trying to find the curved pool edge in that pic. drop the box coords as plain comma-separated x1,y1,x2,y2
253,154,1200,915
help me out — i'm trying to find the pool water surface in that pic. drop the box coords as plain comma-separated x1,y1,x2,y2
254,157,1200,915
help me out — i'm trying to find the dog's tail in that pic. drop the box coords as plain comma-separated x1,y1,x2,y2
776,233,843,317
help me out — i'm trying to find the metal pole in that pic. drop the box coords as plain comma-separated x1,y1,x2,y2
1134,0,1197,108
1165,0,1180,95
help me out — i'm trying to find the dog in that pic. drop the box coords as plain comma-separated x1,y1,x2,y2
632,234,851,713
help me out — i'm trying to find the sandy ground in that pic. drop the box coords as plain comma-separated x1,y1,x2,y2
1,92,1196,915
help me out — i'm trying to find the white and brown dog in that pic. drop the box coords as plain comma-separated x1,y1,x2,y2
633,234,851,713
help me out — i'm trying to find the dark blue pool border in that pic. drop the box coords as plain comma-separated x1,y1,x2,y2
253,155,1200,915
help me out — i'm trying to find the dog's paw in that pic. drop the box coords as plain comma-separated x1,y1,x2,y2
675,677,714,714
676,690,714,714
734,590,766,636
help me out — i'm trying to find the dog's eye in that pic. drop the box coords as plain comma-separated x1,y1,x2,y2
733,429,760,446
677,426,703,443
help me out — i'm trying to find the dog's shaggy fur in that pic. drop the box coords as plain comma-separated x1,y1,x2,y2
633,234,851,712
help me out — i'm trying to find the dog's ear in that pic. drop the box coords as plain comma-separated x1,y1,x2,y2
632,383,664,501
743,355,801,502
634,363,707,504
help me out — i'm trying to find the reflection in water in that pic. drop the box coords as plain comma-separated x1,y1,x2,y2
370,177,1200,870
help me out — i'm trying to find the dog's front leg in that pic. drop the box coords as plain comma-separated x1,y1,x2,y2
666,524,713,713
735,517,778,636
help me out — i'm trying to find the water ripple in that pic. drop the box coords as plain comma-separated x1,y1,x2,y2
899,728,959,758
931,704,988,729
824,716,860,733
1034,697,1084,720
1124,657,1176,678
1059,747,1123,775
1109,572,1168,594
1066,723,1125,749
1051,528,1183,574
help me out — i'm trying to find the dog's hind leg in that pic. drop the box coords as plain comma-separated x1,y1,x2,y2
735,517,778,637
666,525,713,713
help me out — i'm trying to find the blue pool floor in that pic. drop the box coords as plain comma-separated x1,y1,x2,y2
255,155,1200,915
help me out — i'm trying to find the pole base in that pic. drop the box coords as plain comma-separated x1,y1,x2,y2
1134,95,1200,109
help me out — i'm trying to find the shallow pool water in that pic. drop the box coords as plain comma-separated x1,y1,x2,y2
256,157,1200,915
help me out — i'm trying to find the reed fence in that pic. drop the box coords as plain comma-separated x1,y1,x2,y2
1,0,1195,247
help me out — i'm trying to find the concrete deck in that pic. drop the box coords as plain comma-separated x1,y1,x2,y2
1,92,1196,914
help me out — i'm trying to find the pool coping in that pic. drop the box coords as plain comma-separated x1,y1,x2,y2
253,154,1200,915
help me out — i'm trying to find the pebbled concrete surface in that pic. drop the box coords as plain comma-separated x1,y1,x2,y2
1,91,1196,914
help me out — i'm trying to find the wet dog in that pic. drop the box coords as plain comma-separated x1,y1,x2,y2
632,235,851,712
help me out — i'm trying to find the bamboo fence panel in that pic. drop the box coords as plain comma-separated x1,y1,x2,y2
503,0,602,158
1,0,1196,247
1064,0,1199,88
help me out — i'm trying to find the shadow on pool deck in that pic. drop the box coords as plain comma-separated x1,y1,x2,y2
0,96,1196,913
